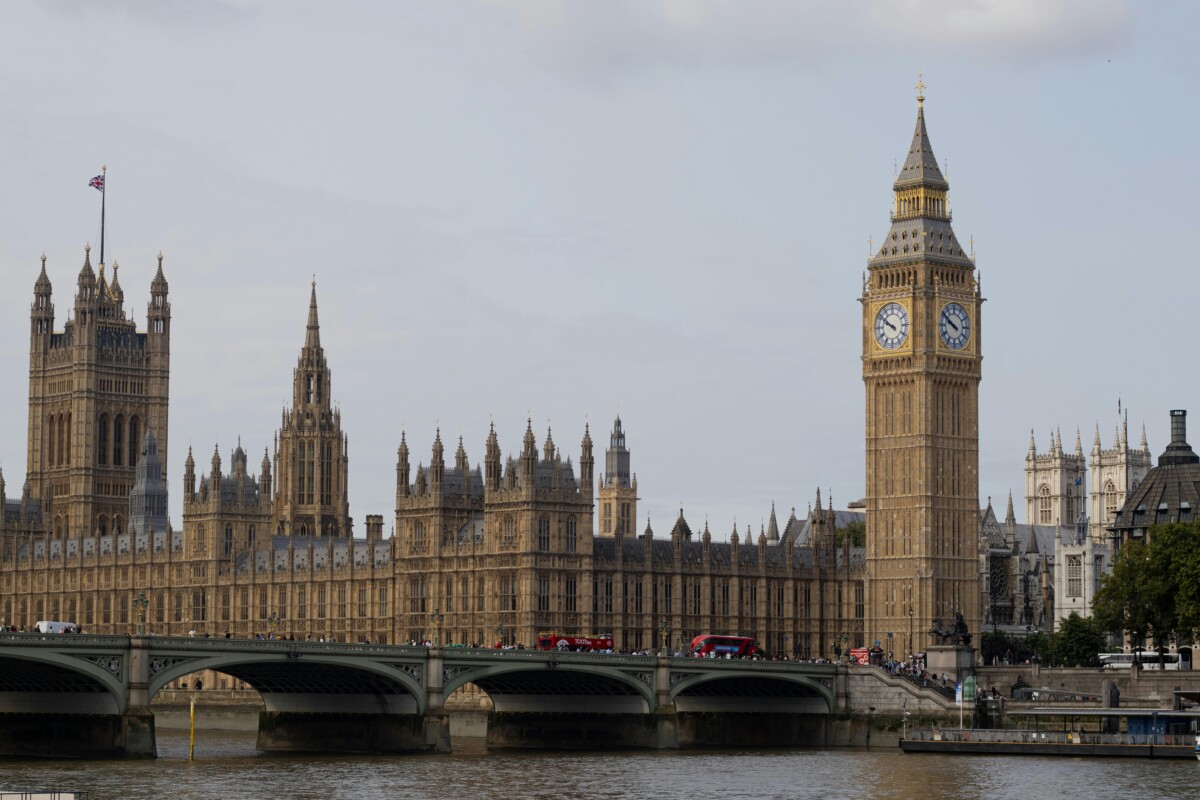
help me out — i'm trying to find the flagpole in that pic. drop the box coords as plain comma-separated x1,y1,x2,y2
99,164,107,266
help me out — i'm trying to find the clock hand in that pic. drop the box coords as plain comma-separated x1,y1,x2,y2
885,320,896,332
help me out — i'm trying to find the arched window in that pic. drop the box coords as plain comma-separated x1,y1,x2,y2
128,416,140,468
501,515,516,547
412,521,426,551
113,415,124,466
113,515,123,535
306,374,314,404
58,414,67,466
248,526,256,550
1104,480,1119,522
537,515,550,551
565,515,577,552
97,414,109,465
194,525,205,554
65,413,71,465
97,514,108,537
47,414,56,467
1038,484,1052,524
224,525,234,556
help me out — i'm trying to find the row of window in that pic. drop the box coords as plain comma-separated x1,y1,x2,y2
94,413,141,468
409,514,579,553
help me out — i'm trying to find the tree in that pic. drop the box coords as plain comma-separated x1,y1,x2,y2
1093,522,1200,653
839,520,865,547
1046,612,1106,667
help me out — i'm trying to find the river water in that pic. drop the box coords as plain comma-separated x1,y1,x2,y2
3,730,1197,800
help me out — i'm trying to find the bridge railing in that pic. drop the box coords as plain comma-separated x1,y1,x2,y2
0,633,129,648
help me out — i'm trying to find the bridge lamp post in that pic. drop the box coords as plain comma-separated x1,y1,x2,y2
495,623,507,648
430,607,444,646
133,591,149,636
267,612,281,639
659,619,671,656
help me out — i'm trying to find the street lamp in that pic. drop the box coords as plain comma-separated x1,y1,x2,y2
133,591,149,636
495,623,507,648
659,619,671,656
429,607,444,646
267,612,280,639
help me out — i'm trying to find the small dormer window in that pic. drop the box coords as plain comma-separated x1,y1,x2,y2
1181,502,1192,520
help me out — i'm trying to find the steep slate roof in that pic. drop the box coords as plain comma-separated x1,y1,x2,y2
1112,410,1200,537
784,510,865,546
869,96,972,271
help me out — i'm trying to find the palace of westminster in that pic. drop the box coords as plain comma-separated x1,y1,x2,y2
0,93,1167,662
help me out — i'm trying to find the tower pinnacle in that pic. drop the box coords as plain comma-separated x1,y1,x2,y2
305,279,321,350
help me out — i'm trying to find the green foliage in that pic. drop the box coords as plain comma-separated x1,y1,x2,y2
839,520,866,547
980,629,1040,665
1045,612,1106,667
1093,521,1200,647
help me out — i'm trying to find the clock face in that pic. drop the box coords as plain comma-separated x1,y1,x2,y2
939,302,970,349
874,302,909,350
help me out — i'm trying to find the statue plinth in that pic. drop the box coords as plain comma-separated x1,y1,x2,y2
926,645,975,683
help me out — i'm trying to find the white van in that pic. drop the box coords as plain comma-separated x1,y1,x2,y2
34,621,77,634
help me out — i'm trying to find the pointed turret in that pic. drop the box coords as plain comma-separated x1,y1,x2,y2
1005,490,1016,526
1140,423,1149,453
305,278,321,350
455,435,468,473
396,431,410,498
260,447,272,500
431,428,445,491
1028,429,1036,458
484,423,500,490
1074,428,1083,457
31,254,54,343
110,261,124,305
207,443,222,502
77,244,96,289
579,422,594,489
543,426,555,461
767,502,780,543
894,81,949,192
34,254,51,293
1093,423,1102,452
184,446,196,502
523,418,536,456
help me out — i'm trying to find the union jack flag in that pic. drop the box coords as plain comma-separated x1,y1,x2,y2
89,174,104,192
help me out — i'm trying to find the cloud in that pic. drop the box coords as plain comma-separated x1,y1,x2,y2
482,0,1135,74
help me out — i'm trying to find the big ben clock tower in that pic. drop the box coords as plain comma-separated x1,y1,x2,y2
862,80,982,656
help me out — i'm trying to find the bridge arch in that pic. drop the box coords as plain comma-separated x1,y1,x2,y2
148,652,427,715
669,671,834,714
443,661,656,714
0,648,127,715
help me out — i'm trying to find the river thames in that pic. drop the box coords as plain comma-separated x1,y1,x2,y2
2,730,1198,800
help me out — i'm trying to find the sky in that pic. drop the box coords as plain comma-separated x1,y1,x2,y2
0,0,1195,539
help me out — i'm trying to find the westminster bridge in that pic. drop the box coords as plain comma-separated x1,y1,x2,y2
0,634,952,757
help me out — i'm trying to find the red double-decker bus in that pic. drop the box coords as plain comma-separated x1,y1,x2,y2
689,634,759,658
536,632,614,652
